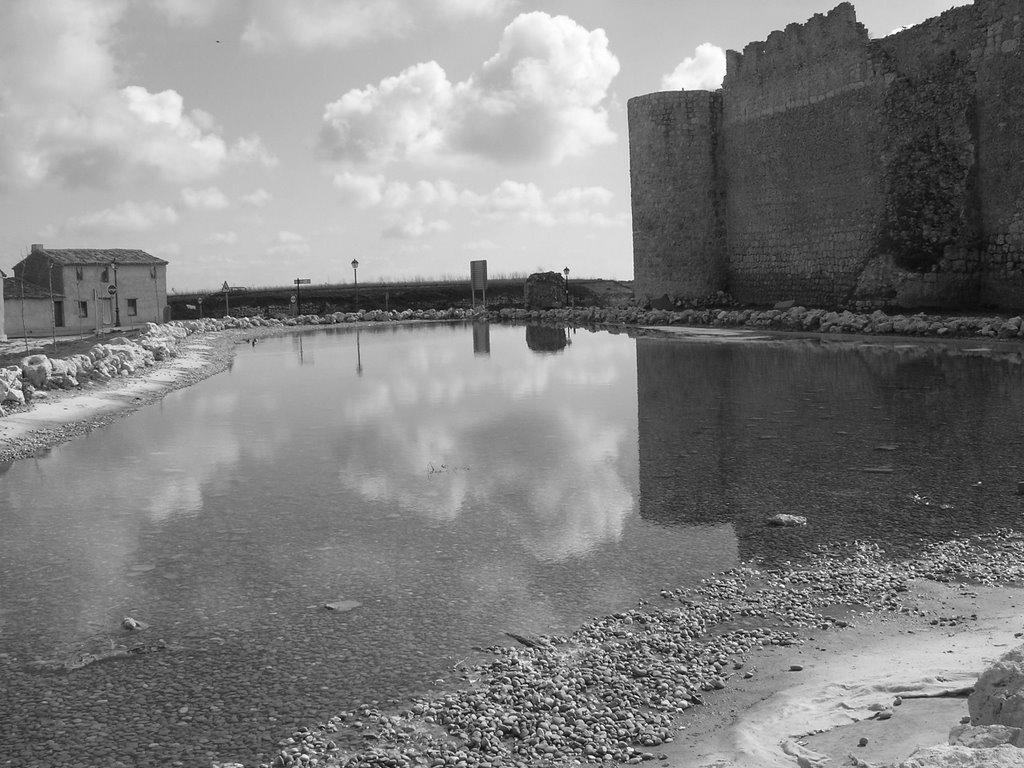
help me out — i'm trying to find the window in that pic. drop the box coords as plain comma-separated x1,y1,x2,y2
75,266,83,281
101,267,109,282
79,301,88,318
127,298,138,316
53,300,65,327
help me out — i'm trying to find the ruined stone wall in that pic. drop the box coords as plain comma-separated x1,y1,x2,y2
628,91,724,302
629,0,1024,310
973,0,1024,307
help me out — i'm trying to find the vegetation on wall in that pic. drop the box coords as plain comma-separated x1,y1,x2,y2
876,55,979,272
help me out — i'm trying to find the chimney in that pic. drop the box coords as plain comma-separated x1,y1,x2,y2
30,243,43,253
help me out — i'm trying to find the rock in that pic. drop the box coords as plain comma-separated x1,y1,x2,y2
322,600,362,612
894,744,1024,767
20,354,52,388
949,724,1024,748
768,514,808,527
121,616,150,631
969,645,1024,728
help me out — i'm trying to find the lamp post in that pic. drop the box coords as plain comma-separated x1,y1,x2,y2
112,261,121,326
351,258,359,310
562,266,570,307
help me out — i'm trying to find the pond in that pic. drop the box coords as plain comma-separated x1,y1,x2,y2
1,322,1023,767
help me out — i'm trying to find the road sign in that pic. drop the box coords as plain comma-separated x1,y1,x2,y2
222,281,230,291
295,278,311,285
290,295,297,303
107,284,117,295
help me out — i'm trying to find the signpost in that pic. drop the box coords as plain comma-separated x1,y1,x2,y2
470,260,487,308
222,281,231,316
294,278,311,316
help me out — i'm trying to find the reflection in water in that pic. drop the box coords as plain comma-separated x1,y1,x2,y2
526,324,571,353
0,323,744,768
636,337,1024,562
472,321,491,356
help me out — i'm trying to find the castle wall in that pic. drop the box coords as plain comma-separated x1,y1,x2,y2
629,0,1024,311
628,91,725,302
972,0,1024,307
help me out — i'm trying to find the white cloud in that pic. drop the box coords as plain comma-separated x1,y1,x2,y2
240,188,272,207
267,230,310,257
336,174,621,232
182,186,230,210
0,0,270,190
242,0,512,51
208,231,238,245
382,213,452,239
152,0,228,25
68,200,179,232
229,134,279,167
661,43,727,91
462,239,499,250
319,12,619,166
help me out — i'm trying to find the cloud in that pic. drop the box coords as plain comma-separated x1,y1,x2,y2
182,186,230,210
68,200,179,232
660,43,727,91
267,230,310,257
229,135,279,167
152,0,227,25
335,173,622,232
208,231,238,245
241,0,513,51
0,0,271,190
319,12,619,166
382,213,452,239
240,188,272,207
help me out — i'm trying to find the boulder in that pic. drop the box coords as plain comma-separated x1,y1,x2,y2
20,354,52,388
969,645,1024,729
895,744,1024,766
949,724,1024,748
767,514,808,527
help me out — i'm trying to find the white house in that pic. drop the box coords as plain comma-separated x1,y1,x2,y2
6,245,169,337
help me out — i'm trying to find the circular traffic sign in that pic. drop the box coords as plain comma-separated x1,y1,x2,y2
107,284,117,295
290,295,297,303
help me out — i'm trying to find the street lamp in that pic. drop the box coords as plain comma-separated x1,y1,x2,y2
563,266,570,307
351,258,360,310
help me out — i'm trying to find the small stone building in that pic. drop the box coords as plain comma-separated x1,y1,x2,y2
6,245,169,336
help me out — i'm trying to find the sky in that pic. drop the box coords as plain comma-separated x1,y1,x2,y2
0,0,969,292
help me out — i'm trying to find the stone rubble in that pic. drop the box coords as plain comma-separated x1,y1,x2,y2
245,532,1024,768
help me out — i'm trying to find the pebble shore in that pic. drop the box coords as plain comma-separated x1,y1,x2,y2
257,531,1024,768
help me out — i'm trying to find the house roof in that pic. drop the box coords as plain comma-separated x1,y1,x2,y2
26,248,168,266
3,276,60,300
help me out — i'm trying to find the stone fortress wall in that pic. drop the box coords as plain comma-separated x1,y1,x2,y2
629,0,1024,310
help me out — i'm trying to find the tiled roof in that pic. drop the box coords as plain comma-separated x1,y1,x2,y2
28,248,168,266
3,277,60,300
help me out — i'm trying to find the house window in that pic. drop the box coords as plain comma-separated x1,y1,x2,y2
79,301,88,318
75,266,83,281
127,298,138,316
101,267,109,282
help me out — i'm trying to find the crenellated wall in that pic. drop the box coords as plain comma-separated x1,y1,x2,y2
629,0,1024,310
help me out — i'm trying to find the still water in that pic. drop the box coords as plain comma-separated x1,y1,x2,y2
1,322,1023,767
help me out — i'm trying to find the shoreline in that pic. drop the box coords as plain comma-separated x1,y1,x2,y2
2,317,1024,767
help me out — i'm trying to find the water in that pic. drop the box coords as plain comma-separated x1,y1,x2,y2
1,322,1023,767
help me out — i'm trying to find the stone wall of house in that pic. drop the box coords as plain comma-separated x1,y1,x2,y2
629,0,1024,311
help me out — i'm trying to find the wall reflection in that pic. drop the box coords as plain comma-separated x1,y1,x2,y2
636,337,1024,562
526,325,571,353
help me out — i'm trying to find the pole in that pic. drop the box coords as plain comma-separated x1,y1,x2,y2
296,279,301,316
354,268,359,310
113,262,121,326
47,255,56,350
